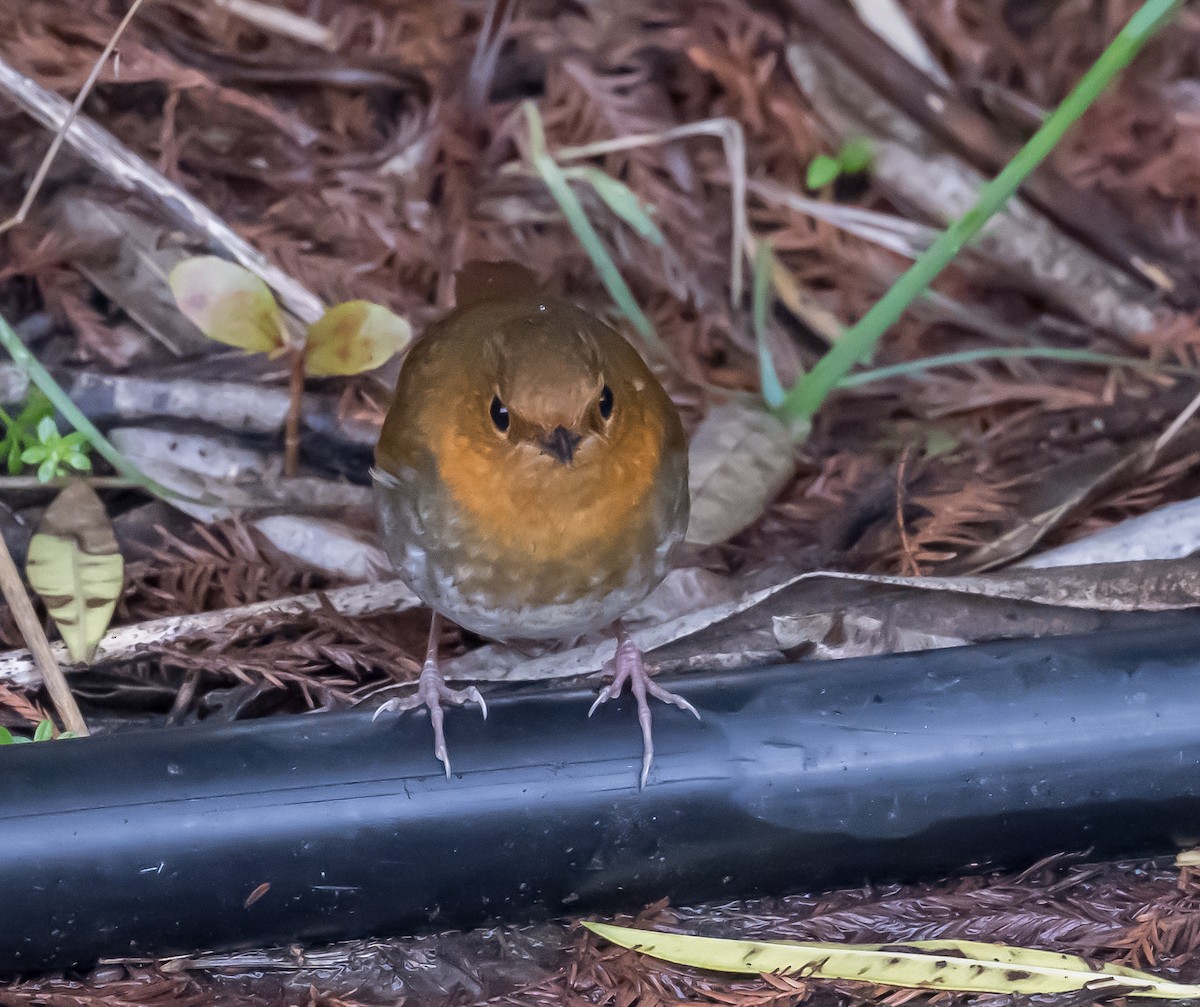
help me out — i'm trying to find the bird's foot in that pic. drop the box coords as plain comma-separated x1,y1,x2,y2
589,628,699,789
373,659,487,778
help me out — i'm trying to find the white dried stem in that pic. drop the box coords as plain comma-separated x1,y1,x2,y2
0,579,420,689
0,56,325,325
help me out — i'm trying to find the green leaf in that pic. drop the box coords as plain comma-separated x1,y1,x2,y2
20,445,47,464
169,256,286,354
577,167,666,246
66,453,92,472
25,481,124,662
583,923,1200,999
37,458,56,483
805,153,841,190
305,301,412,377
32,720,53,742
0,726,13,745
838,137,874,174
35,415,57,444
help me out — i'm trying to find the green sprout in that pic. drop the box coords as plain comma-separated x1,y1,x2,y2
0,720,76,744
16,415,92,482
0,391,92,480
806,137,874,190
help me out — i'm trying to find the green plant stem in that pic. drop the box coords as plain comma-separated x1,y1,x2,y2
776,0,1181,423
0,311,175,499
838,347,1185,388
753,239,787,408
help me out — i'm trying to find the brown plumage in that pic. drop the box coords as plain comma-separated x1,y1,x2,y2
372,262,694,785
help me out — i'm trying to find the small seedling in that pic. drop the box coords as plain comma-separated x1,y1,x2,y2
806,137,874,190
19,417,92,482
0,392,92,481
169,259,412,475
0,720,76,744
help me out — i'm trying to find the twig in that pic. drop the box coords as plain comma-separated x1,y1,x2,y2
0,579,421,689
0,56,324,325
0,0,148,236
0,476,141,490
0,530,88,734
284,347,305,476
211,0,335,49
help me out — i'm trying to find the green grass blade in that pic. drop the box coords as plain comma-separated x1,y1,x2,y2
777,0,1182,422
838,347,1178,388
753,239,788,408
523,101,660,350
571,167,666,246
0,310,180,501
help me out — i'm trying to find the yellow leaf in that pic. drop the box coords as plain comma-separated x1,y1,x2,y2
25,481,124,663
305,300,412,376
169,256,285,353
582,924,1200,999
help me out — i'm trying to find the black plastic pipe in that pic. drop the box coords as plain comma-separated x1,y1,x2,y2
5,617,1200,973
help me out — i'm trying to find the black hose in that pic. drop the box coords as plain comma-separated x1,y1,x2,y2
4,617,1200,973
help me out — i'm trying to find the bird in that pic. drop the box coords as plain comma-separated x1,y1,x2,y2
371,260,696,787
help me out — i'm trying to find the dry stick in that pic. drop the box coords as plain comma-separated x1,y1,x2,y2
284,347,306,476
211,0,335,49
0,533,88,734
0,0,148,236
0,579,421,690
0,57,324,325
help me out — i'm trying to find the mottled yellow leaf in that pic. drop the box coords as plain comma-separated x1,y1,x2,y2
25,481,124,663
583,924,1200,999
169,256,285,353
305,300,412,376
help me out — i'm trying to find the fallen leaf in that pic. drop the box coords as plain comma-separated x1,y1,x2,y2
305,300,412,376
25,481,124,663
584,924,1200,998
169,256,286,354
686,398,799,546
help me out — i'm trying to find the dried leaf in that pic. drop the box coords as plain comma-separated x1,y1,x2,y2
168,256,286,354
24,481,124,663
686,399,800,546
304,300,412,376
583,924,1200,998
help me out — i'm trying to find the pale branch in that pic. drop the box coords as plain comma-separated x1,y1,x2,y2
0,530,88,734
0,56,325,326
0,579,421,689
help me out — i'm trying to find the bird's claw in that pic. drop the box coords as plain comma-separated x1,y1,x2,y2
590,631,699,789
374,663,487,778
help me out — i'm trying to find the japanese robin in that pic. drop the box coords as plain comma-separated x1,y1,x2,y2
371,261,696,786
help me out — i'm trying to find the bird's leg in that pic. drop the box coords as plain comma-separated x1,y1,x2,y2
373,611,487,778
588,626,699,789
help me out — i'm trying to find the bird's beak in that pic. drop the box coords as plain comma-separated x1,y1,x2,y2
541,425,582,464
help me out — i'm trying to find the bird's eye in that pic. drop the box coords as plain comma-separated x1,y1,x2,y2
490,395,510,433
598,384,614,420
